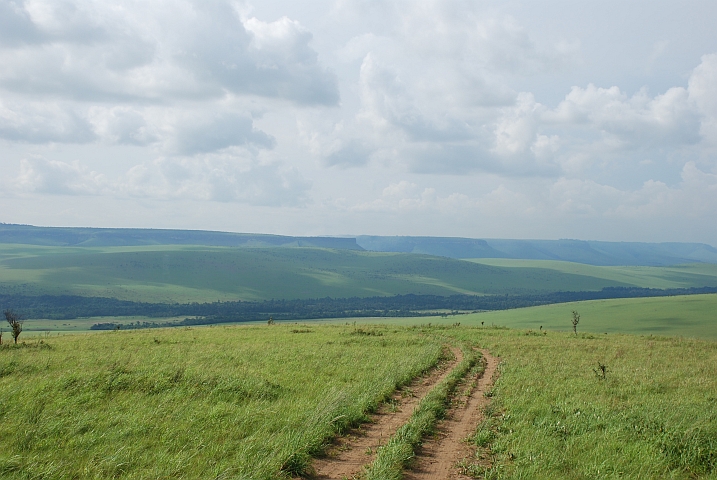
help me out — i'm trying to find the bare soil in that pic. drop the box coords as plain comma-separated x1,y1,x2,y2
403,349,500,480
310,346,464,480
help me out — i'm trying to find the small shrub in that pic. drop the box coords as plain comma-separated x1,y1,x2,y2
571,310,580,336
4,310,24,345
593,362,607,380
350,328,383,337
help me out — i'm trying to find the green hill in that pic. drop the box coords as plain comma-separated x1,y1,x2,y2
0,244,636,303
356,236,717,265
3,224,716,266
0,223,362,250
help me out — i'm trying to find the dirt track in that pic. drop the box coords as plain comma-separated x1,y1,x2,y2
403,349,500,480
310,346,464,480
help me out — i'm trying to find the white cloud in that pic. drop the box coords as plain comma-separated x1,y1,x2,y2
87,106,156,146
493,92,545,156
323,139,373,167
123,154,311,206
344,160,717,230
15,157,108,195
0,0,338,104
0,97,95,143
305,2,583,176
2,0,717,245
689,53,717,144
9,152,311,207
164,111,275,155
545,84,701,147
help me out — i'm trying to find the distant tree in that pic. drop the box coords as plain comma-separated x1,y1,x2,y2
4,310,24,344
571,310,580,336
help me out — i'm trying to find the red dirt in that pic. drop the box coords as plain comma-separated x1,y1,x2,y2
310,346,464,480
403,349,500,480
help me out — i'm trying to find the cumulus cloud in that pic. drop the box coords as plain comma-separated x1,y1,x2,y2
324,139,373,167
3,0,717,244
348,160,717,227
308,1,583,176
9,153,311,207
87,106,157,146
351,180,475,213
164,112,275,155
689,53,717,143
545,84,701,147
123,155,310,206
308,3,717,181
15,157,108,195
0,97,95,143
0,0,338,104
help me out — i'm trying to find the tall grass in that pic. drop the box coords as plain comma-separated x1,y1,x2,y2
0,324,444,479
446,328,717,479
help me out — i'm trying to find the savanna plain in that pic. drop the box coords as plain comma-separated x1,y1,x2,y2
2,316,716,479
1,241,716,479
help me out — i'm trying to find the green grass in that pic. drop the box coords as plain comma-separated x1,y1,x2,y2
17,317,190,335
469,258,717,290
17,293,717,342
455,293,717,339
291,294,717,340
1,322,715,479
0,244,641,303
444,328,717,479
0,324,445,479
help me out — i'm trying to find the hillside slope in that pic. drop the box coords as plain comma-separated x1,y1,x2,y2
0,223,362,250
2,224,715,266
0,244,633,303
357,236,717,265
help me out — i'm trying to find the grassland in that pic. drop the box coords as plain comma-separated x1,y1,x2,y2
470,258,717,290
0,244,677,303
280,293,717,340
445,327,717,479
15,292,717,343
1,323,715,479
456,293,717,339
0,324,446,479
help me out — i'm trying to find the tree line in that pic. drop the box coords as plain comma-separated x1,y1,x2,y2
1,286,715,329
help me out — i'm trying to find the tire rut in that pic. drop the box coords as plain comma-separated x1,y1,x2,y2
403,349,500,480
309,346,464,480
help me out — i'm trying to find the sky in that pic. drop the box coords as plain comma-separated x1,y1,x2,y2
1,0,716,244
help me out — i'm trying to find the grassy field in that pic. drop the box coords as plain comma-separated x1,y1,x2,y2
0,324,446,479
17,316,190,336
15,293,717,342
436,294,717,340
0,244,686,303
286,294,717,340
1,323,715,479
445,327,717,479
470,258,717,290
456,293,717,339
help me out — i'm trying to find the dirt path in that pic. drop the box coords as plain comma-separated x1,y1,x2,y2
310,346,464,480
404,349,500,480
